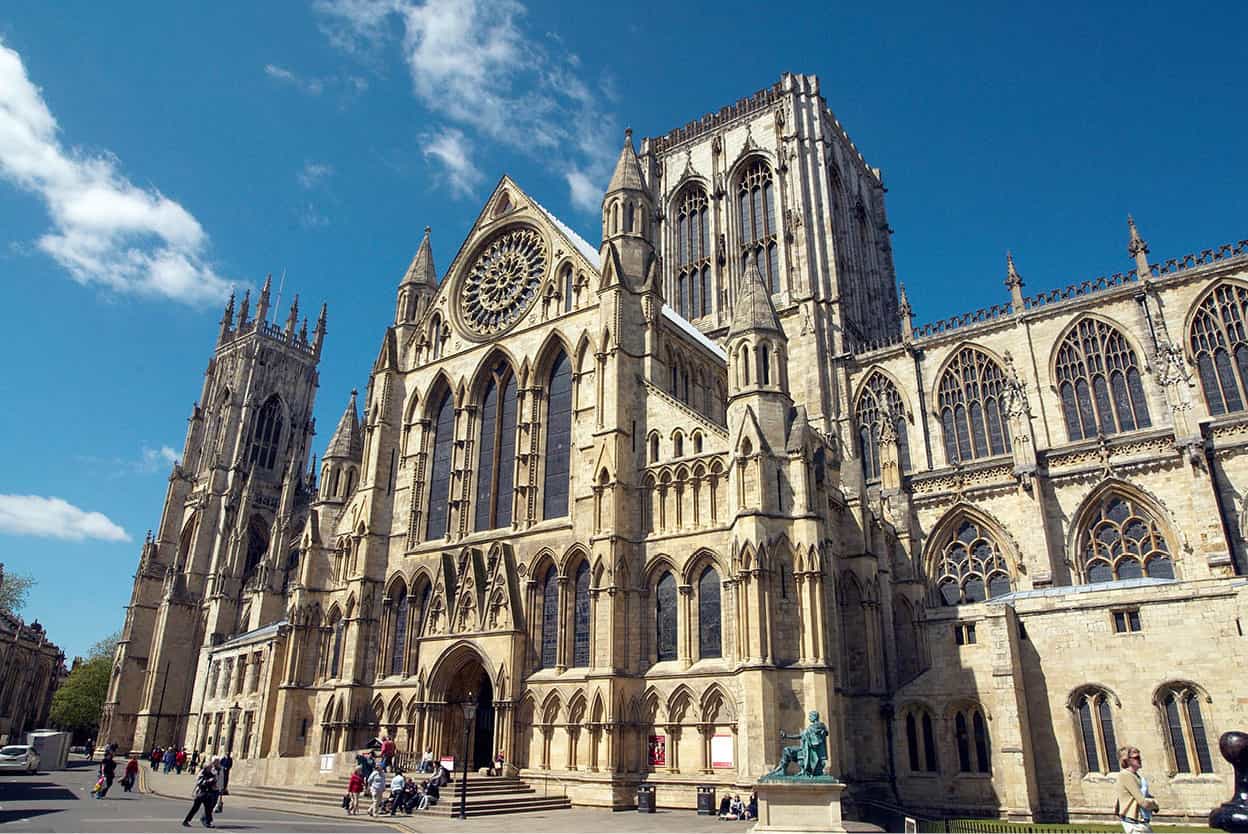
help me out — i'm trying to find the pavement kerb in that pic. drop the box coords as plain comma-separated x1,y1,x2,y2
137,764,412,831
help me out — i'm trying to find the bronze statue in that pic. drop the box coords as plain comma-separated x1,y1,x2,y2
766,710,830,779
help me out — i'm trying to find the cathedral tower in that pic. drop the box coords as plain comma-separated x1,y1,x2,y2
101,282,324,754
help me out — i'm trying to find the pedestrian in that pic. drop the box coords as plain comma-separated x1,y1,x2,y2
151,746,162,771
97,750,117,798
745,791,757,821
355,749,374,779
183,757,219,828
190,750,200,771
419,748,433,773
164,747,176,773
85,738,94,762
346,767,364,815
389,768,405,816
216,751,233,813
367,766,386,816
380,735,396,770
492,749,505,776
122,754,140,792
1115,745,1160,834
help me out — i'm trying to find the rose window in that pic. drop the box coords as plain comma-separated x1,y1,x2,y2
459,227,547,337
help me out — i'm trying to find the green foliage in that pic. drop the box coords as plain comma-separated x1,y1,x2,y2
49,656,111,736
0,569,35,614
88,631,122,661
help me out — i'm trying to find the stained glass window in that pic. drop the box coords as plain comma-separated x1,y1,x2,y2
475,362,517,531
1079,494,1173,583
972,710,990,773
425,388,454,539
937,348,1012,463
1055,318,1151,440
656,571,677,662
562,264,574,313
855,371,912,479
544,352,572,519
540,567,559,669
1190,282,1248,415
389,587,408,676
934,519,1012,605
573,561,590,667
698,567,722,659
415,583,431,637
676,186,713,318
955,712,971,772
329,614,344,679
922,714,938,772
738,160,780,294
248,396,284,471
1073,689,1118,774
1160,684,1215,773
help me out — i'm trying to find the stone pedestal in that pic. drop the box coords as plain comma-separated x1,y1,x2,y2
750,778,846,834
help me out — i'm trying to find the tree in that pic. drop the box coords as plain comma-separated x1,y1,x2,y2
49,656,110,739
0,565,35,614
88,631,122,662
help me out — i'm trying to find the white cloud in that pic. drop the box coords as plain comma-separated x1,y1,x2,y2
421,128,483,197
297,161,334,189
264,63,325,95
564,166,602,214
0,40,232,305
315,0,618,209
0,495,130,542
140,445,179,471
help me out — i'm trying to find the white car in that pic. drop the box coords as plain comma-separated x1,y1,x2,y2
0,745,40,773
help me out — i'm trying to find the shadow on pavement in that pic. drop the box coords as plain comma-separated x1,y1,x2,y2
0,808,62,824
0,780,80,801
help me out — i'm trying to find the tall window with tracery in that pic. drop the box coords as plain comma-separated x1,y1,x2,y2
698,566,722,659
248,396,284,471
1079,493,1174,582
329,613,344,679
937,347,1012,463
1158,683,1215,774
933,519,1012,605
953,707,990,773
540,566,559,669
1055,318,1151,440
474,362,517,531
656,571,678,662
856,372,911,479
737,159,780,294
425,388,454,539
1190,282,1248,415
675,186,712,319
573,561,591,667
1073,688,1119,774
544,352,572,519
389,586,408,676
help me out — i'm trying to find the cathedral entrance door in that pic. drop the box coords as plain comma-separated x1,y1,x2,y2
439,652,496,771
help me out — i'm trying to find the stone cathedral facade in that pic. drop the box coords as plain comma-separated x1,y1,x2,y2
102,74,1248,822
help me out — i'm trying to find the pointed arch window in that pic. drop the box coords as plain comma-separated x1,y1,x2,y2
1073,688,1119,774
656,571,678,662
954,706,991,773
414,582,431,638
389,586,408,676
329,612,345,679
540,566,559,669
698,566,722,659
904,708,938,772
856,372,912,479
1079,493,1174,583
573,561,591,667
937,347,1012,463
737,159,780,294
675,185,712,318
1158,683,1214,774
248,396,284,471
933,519,1012,605
544,352,573,519
561,264,574,313
425,388,454,539
475,361,517,531
1190,282,1248,415
1055,318,1151,440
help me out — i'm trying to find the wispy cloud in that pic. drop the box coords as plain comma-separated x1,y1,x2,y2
297,161,334,189
421,128,483,197
77,444,180,478
315,0,618,210
141,445,179,471
0,495,130,542
0,39,232,305
264,63,368,98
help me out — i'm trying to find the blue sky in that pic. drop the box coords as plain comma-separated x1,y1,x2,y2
0,1,1243,659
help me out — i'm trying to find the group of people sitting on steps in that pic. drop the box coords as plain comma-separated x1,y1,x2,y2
343,741,457,817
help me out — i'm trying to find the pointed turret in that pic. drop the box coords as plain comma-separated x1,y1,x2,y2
1005,251,1025,310
607,128,646,194
238,289,251,329
256,273,273,325
396,227,438,324
726,258,791,445
600,128,654,258
1128,215,1151,277
299,316,309,344
728,258,784,341
218,291,235,344
285,294,299,336
324,389,362,462
313,303,328,357
898,283,914,344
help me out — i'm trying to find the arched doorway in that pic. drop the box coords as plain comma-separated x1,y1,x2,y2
434,647,497,771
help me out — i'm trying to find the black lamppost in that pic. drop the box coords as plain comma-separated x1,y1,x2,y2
226,702,242,755
458,695,477,820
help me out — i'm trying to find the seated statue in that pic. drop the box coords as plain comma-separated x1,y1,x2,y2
766,711,830,779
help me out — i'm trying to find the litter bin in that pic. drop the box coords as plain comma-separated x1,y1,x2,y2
696,785,716,815
637,784,656,813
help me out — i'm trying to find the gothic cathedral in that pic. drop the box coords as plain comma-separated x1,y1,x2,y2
103,74,1248,823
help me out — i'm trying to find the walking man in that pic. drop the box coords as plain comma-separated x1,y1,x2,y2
1115,746,1160,833
183,757,219,828
216,751,233,813
96,750,117,798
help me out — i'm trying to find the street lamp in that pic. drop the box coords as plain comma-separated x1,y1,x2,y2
458,695,477,820
227,702,242,755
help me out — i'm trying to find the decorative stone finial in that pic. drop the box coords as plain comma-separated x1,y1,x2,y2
1005,251,1025,310
1128,215,1152,277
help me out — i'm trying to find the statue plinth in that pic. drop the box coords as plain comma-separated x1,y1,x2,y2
750,778,846,834
1211,731,1248,832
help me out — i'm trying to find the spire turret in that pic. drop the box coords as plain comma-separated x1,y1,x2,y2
285,294,299,335
256,273,273,325
1005,251,1025,310
728,258,784,341
1128,215,1151,277
396,227,437,324
898,283,913,343
238,290,251,329
324,389,362,461
601,128,653,248
313,303,327,356
219,291,235,343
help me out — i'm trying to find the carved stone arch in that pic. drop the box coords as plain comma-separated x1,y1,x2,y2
467,346,520,407
922,503,1021,605
643,554,680,589
425,639,497,698
837,569,864,607
421,371,457,421
1047,312,1153,388
700,682,737,724
667,684,695,724
406,696,422,724
529,548,560,582
642,687,664,725
682,547,726,586
923,502,1022,581
726,149,779,190
1067,683,1123,711
1182,276,1248,363
323,695,337,724
540,689,563,724
1151,679,1212,706
532,328,575,383
344,591,358,617
668,172,713,212
370,694,385,723
494,664,508,701
325,601,343,627
567,689,588,724
591,554,607,586
673,463,690,483
386,694,404,724
853,367,914,421
561,543,591,577
414,669,426,703
928,341,1012,417
1066,478,1181,583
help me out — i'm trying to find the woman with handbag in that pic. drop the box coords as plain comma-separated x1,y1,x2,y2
182,757,219,828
